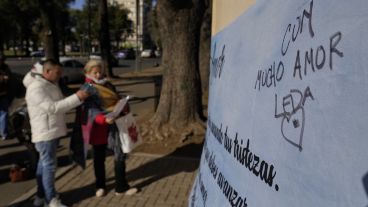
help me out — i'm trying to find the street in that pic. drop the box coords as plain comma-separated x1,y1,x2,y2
6,56,161,76
1,57,161,206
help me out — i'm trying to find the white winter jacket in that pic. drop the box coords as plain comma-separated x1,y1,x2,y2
25,75,82,143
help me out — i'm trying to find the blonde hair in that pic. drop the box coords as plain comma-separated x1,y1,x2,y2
84,59,104,74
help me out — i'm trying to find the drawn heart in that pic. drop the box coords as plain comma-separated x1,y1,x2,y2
281,107,305,151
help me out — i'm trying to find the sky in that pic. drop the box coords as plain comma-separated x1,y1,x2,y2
69,0,85,10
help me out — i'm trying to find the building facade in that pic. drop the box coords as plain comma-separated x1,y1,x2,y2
108,0,152,50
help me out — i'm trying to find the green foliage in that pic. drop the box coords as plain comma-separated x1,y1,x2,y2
0,0,39,51
108,2,133,46
69,0,133,50
0,0,136,55
0,0,75,55
147,6,161,48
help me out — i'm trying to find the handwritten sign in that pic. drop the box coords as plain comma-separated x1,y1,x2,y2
189,0,368,206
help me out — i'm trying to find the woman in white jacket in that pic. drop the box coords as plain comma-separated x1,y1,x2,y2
24,59,89,207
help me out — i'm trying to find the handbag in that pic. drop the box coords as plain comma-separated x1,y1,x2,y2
9,164,28,182
115,113,142,153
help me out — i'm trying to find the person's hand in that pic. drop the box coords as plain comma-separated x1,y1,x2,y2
105,117,115,124
76,90,89,101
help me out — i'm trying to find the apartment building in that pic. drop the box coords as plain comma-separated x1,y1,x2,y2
108,0,152,49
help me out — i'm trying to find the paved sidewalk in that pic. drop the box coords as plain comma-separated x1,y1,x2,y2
8,68,201,207
9,152,199,207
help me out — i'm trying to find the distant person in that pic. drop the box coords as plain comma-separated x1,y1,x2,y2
0,55,12,140
77,59,137,197
24,59,89,207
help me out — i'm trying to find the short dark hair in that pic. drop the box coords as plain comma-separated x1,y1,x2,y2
42,58,62,72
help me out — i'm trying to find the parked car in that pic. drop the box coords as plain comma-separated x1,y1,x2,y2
141,49,155,58
41,57,85,84
30,50,45,57
89,52,119,67
114,49,136,60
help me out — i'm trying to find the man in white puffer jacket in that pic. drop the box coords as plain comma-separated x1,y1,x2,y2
24,59,89,207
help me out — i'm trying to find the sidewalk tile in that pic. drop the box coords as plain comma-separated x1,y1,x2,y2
13,153,199,207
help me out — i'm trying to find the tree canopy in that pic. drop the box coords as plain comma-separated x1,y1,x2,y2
0,0,134,57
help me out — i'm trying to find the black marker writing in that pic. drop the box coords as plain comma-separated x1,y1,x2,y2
254,61,284,91
275,86,314,151
293,32,343,80
282,0,315,56
210,43,226,79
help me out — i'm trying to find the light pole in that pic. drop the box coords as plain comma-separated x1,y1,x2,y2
88,0,92,56
135,0,141,72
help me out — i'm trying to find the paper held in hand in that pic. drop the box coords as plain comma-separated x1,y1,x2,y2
105,95,132,119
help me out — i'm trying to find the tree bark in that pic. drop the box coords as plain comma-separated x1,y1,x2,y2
0,38,3,56
25,39,31,57
98,0,114,77
143,0,206,141
199,0,212,99
39,0,59,60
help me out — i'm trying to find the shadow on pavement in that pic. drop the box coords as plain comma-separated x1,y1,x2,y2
57,176,118,206
125,143,202,190
7,199,30,207
0,151,37,185
57,154,73,168
6,143,202,206
0,168,10,184
60,182,96,206
363,172,368,207
54,143,202,206
0,142,22,150
0,150,29,168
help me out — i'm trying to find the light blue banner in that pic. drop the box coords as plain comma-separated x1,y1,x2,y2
189,0,368,206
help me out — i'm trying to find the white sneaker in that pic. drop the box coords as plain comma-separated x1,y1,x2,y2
33,195,44,206
115,187,138,196
48,197,67,207
125,187,138,195
95,188,105,197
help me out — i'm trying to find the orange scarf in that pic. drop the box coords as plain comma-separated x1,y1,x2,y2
93,84,119,112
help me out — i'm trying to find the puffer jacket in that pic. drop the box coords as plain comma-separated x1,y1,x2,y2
25,75,82,143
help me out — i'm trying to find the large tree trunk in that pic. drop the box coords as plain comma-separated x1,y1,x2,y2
39,0,59,60
60,39,66,56
98,0,114,77
12,38,17,56
199,0,212,101
143,0,206,141
0,38,3,56
25,39,31,57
